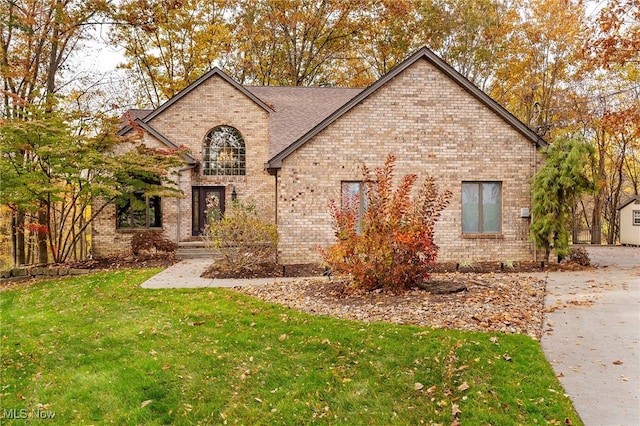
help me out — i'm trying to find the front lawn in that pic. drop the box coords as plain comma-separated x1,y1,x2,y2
0,270,582,425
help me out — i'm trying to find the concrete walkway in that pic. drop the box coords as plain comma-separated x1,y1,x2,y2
141,247,640,425
140,258,303,288
540,246,640,426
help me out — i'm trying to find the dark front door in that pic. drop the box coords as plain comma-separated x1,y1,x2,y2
192,186,225,236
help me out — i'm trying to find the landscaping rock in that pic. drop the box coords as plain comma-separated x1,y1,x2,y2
29,267,50,276
10,268,28,278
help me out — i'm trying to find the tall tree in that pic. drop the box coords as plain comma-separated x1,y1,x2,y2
489,0,587,136
226,0,367,87
585,0,640,70
353,0,423,83
581,0,640,243
109,0,232,107
427,0,513,91
1,0,108,264
1,0,107,116
531,136,597,261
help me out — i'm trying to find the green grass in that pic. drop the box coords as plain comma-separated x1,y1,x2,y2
0,270,582,425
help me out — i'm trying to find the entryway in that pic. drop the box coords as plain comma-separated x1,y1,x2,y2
192,186,225,236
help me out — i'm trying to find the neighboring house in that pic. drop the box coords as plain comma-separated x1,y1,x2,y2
91,47,547,265
617,195,640,246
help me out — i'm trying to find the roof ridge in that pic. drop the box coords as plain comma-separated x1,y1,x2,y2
266,46,547,169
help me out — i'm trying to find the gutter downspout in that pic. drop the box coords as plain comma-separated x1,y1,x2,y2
266,163,279,264
532,144,538,263
275,172,278,264
177,165,196,244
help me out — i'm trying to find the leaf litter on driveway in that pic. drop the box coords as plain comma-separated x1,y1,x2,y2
235,273,546,339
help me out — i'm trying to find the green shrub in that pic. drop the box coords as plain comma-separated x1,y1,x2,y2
205,200,278,272
321,154,451,293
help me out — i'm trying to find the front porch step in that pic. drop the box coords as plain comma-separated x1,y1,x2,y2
176,241,213,259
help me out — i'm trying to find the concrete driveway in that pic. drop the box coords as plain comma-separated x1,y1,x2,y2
540,245,640,426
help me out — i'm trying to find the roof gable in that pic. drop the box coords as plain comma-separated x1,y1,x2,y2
267,46,547,169
134,119,197,165
617,195,640,210
117,68,274,137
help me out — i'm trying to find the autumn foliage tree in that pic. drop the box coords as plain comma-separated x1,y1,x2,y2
1,0,110,264
0,108,186,263
109,0,232,108
321,155,451,293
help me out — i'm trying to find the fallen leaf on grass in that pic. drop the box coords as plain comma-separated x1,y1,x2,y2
187,321,205,327
457,382,469,392
141,400,152,408
414,382,424,391
451,403,461,417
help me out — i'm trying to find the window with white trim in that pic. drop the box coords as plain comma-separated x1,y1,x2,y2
633,210,640,226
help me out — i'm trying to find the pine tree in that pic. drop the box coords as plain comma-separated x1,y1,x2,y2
530,136,597,262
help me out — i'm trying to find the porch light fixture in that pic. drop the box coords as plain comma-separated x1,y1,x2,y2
231,186,237,201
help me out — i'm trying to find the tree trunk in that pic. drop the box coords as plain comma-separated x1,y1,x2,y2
591,145,606,244
14,210,26,266
591,193,603,244
38,205,48,264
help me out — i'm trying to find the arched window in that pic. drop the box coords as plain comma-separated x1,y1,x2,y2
203,126,246,175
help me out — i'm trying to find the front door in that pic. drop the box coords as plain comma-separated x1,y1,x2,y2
192,186,225,236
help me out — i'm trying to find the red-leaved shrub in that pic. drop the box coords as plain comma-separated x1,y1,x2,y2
131,231,177,256
320,154,451,293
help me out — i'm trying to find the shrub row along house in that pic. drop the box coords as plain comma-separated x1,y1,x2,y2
91,47,547,265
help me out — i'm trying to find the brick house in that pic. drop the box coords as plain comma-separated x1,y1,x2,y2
91,47,546,264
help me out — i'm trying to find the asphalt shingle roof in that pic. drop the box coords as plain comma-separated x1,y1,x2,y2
246,86,363,159
121,86,362,161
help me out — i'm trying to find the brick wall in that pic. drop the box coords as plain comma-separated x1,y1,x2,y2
92,75,275,257
276,58,542,265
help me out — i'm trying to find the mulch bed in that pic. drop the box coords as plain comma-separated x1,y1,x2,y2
226,260,591,339
236,273,549,339
61,255,180,270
